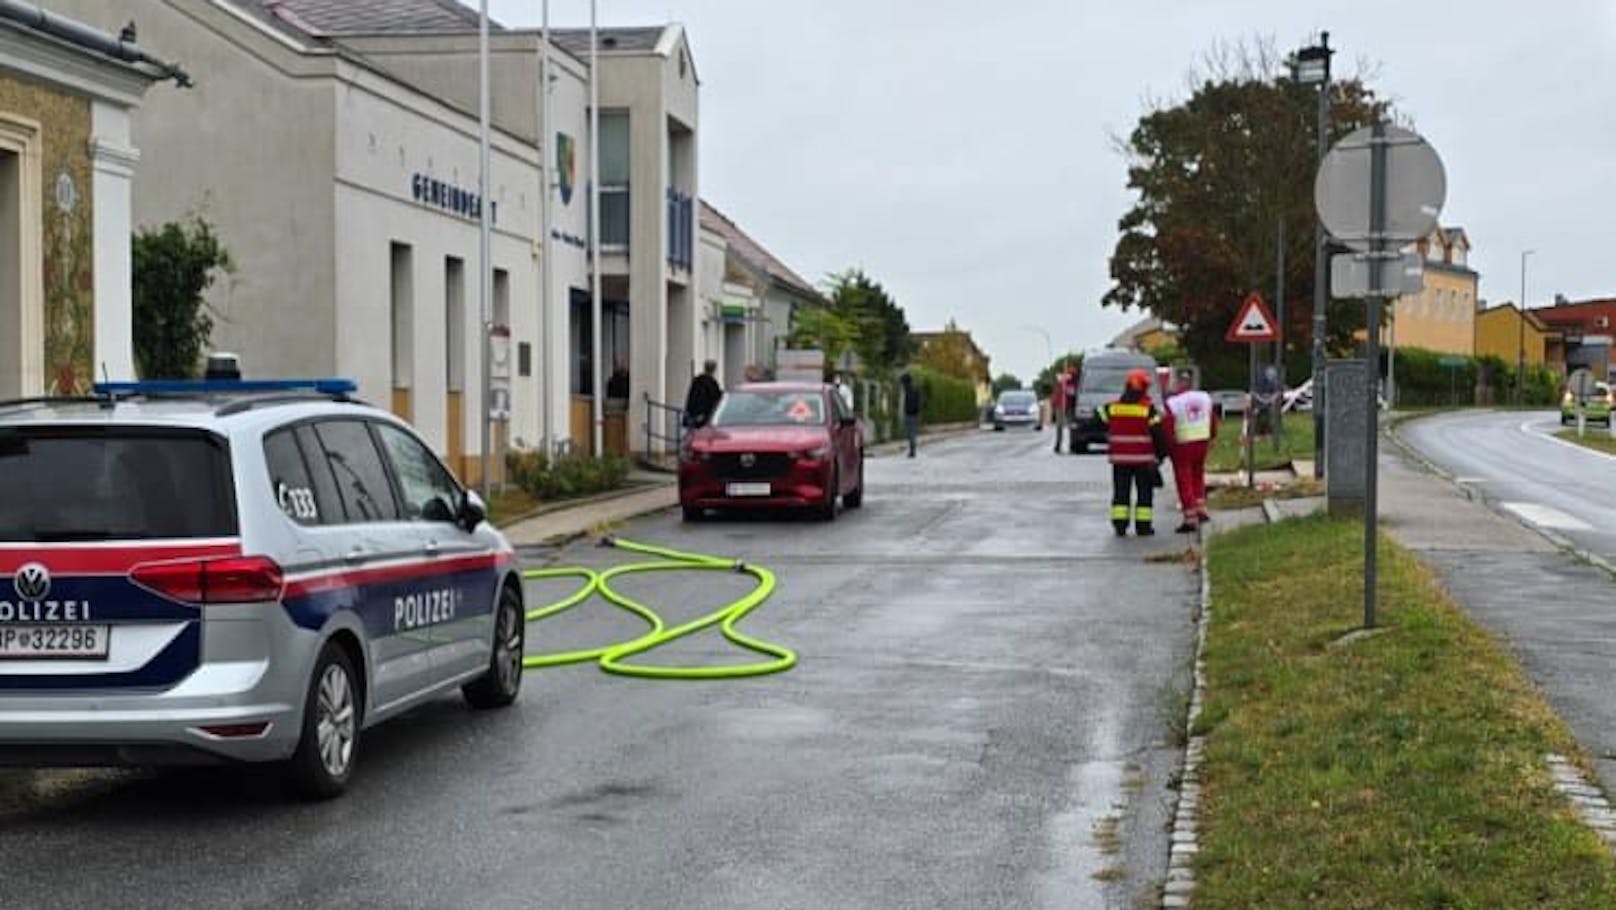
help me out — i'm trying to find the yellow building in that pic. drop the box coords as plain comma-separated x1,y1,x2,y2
1386,227,1479,355
1476,304,1556,368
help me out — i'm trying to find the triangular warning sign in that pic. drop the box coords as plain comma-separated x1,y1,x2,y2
1226,292,1279,343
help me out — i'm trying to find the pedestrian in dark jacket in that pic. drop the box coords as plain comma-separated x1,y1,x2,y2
683,360,723,428
900,372,922,458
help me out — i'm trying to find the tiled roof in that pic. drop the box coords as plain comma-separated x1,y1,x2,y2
238,0,500,37
699,200,820,301
550,27,666,55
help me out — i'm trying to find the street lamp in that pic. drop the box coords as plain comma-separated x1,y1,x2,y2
1021,325,1055,368
1292,32,1333,479
1518,249,1535,404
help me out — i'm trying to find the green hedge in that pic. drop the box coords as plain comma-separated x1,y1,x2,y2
1392,347,1559,407
505,450,630,501
906,365,979,425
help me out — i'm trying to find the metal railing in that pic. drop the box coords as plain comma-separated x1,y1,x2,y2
643,392,684,458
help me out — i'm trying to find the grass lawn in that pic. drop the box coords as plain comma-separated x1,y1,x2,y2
1557,428,1616,456
1197,516,1616,908
1207,412,1315,474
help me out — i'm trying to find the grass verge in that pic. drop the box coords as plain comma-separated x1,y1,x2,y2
1556,428,1616,456
1205,478,1323,512
1196,515,1616,908
1207,413,1315,474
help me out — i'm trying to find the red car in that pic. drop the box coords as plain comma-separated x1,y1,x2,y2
679,382,865,521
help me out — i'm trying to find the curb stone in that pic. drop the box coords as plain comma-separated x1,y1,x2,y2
1545,753,1616,851
1161,532,1212,909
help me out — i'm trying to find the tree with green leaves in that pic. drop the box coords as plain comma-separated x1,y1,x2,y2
132,217,233,379
992,373,1022,395
787,305,858,377
822,268,911,373
1105,39,1390,381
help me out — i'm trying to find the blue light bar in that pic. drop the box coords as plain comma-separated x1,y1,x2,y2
94,378,358,396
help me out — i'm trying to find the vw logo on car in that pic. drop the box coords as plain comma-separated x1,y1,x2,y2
13,563,50,602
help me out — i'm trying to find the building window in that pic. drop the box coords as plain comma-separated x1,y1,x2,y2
493,268,510,329
571,288,593,396
518,341,532,378
390,242,413,390
446,256,465,392
600,111,629,247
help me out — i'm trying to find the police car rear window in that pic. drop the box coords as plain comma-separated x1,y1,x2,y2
0,427,237,541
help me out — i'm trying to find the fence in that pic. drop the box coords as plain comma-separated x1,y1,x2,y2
643,393,685,457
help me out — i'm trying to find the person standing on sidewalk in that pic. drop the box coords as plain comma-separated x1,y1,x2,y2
900,372,923,458
683,360,723,429
1099,369,1169,536
1163,371,1218,533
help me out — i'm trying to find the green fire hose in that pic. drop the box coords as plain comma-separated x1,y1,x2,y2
520,537,796,679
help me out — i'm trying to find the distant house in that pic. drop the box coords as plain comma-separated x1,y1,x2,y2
1386,227,1480,356
1110,316,1179,354
1476,304,1559,372
912,321,993,405
1525,296,1616,379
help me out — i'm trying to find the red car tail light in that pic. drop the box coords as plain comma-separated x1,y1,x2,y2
132,556,285,605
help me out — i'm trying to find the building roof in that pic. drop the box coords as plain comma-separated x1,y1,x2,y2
698,200,820,301
0,3,190,85
237,0,496,38
549,27,667,55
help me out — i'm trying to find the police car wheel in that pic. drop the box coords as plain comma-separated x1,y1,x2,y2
464,585,524,710
286,643,362,800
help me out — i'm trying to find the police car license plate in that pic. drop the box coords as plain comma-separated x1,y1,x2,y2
726,482,771,497
0,625,110,660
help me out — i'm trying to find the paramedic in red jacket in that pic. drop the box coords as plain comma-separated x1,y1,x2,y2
1163,372,1218,533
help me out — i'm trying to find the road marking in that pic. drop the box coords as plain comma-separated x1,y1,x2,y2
1520,419,1616,464
1500,501,1594,532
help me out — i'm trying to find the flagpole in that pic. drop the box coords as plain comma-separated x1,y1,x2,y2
538,0,553,454
588,0,603,457
477,0,493,495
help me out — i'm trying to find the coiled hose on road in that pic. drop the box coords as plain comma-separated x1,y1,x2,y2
520,537,796,679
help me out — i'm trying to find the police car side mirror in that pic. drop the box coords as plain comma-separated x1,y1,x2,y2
459,490,487,531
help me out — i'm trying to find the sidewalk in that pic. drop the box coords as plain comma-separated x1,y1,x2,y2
500,480,677,548
1376,447,1616,793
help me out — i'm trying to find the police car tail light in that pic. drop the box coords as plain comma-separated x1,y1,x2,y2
131,556,285,605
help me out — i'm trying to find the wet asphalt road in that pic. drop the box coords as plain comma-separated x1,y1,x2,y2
1400,409,1616,562
0,429,1197,910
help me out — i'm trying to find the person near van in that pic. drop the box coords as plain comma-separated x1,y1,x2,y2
1050,365,1077,454
900,372,922,458
1163,371,1218,533
1098,369,1169,536
683,360,723,429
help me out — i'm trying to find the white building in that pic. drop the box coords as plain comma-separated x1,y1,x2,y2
698,200,824,386
50,0,702,475
0,5,184,396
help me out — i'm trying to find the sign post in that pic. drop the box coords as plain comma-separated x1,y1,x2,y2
1227,291,1280,489
1317,123,1447,630
1568,368,1595,438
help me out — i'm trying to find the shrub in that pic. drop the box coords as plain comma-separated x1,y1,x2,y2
505,450,630,501
906,365,979,424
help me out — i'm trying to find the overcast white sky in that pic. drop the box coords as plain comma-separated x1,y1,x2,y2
491,0,1616,381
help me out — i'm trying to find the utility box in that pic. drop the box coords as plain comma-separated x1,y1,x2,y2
1325,359,1368,518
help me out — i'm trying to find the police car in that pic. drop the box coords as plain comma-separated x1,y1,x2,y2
0,368,525,798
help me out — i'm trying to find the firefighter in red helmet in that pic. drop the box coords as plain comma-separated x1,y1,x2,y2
1098,368,1170,536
